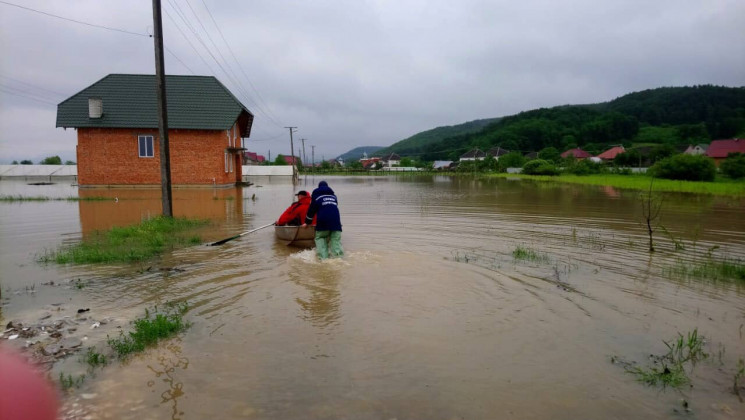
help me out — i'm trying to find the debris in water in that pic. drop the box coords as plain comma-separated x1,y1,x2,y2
8,334,19,340
90,322,100,329
77,308,90,314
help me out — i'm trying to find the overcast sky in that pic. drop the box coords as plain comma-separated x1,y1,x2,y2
1,0,744,163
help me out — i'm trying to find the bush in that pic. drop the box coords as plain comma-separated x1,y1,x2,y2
39,155,62,165
649,154,716,181
564,159,607,175
720,153,745,179
522,159,559,176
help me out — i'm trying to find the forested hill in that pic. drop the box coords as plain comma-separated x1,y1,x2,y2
375,118,500,157
336,146,385,161
385,85,745,161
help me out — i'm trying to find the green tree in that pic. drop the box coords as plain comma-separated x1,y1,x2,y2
348,161,363,170
498,151,526,168
65,160,76,165
720,153,745,179
399,157,413,167
650,154,716,181
40,155,62,165
537,147,561,163
20,160,33,165
649,144,677,163
274,155,287,165
12,160,18,164
522,159,559,175
320,160,332,170
614,149,642,167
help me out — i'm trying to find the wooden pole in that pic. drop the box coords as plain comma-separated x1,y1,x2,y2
152,0,173,217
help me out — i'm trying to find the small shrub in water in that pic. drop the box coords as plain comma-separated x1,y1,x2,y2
512,245,549,263
108,302,190,358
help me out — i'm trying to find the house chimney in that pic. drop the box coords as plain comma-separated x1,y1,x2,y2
88,98,103,118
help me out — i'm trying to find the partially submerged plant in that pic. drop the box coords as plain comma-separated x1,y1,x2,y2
38,216,208,264
83,346,107,368
622,329,708,389
59,373,85,391
108,302,190,358
512,245,549,263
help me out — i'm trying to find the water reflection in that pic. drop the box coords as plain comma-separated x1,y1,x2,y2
146,340,189,420
78,187,244,234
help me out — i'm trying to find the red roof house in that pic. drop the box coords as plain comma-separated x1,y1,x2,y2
596,146,625,161
706,139,745,165
283,156,301,165
561,148,592,159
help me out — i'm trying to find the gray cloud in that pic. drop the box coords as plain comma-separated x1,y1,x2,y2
1,0,743,163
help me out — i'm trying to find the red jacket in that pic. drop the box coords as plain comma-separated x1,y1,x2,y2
276,195,315,226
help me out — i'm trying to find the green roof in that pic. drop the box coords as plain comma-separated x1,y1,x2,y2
56,74,253,136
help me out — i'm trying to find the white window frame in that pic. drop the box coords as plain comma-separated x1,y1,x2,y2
138,135,154,158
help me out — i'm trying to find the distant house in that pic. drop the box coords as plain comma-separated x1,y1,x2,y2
360,156,381,169
381,153,401,167
524,151,538,159
561,148,592,159
596,145,625,161
487,147,509,159
706,139,745,165
56,74,253,186
283,156,301,165
460,149,485,161
432,160,453,170
684,144,709,156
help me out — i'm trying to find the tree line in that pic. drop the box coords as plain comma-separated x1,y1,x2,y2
383,85,745,161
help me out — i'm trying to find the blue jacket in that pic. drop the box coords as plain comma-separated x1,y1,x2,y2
305,181,342,231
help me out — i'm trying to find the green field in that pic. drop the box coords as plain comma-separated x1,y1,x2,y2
490,173,745,196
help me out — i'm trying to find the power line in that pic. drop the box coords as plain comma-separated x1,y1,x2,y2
198,0,284,127
0,87,57,105
0,0,194,75
0,0,148,37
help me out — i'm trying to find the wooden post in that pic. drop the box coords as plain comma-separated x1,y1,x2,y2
152,0,173,217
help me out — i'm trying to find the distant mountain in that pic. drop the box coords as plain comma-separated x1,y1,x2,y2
384,85,745,161
376,118,500,158
336,146,385,161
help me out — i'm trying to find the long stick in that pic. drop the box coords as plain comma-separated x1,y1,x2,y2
209,223,275,246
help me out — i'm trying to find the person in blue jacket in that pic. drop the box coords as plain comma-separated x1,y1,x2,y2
303,180,343,259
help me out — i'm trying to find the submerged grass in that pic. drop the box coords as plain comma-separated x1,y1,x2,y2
108,302,190,358
0,195,110,202
38,216,207,264
664,257,745,284
619,329,709,389
491,173,745,196
512,245,550,263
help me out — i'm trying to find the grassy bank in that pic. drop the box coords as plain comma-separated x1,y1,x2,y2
490,173,745,196
39,216,207,264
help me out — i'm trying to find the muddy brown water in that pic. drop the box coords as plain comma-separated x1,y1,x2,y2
1,176,744,419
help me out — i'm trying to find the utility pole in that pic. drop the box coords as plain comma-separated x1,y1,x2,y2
268,150,271,163
301,138,307,170
285,126,297,183
152,0,172,217
311,145,315,173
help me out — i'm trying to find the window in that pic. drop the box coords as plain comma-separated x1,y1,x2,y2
138,135,154,158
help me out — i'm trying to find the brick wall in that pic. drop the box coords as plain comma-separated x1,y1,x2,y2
77,127,243,186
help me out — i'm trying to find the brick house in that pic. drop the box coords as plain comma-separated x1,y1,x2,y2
57,74,253,187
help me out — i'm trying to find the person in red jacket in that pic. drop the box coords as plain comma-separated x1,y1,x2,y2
276,190,313,226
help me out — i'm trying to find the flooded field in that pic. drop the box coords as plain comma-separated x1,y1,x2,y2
1,175,744,419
